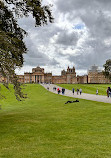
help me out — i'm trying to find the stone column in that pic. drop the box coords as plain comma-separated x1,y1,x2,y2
34,75,36,83
37,75,38,83
42,75,44,83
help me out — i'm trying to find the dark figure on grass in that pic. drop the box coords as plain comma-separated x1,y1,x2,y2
65,100,79,104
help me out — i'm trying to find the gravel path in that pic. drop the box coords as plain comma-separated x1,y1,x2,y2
41,84,111,104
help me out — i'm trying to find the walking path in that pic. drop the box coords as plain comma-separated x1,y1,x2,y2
41,84,111,104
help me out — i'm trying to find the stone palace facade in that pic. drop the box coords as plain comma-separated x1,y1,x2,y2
0,65,111,84
18,65,111,84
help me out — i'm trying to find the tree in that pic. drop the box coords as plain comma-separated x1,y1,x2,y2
0,0,53,100
103,59,111,80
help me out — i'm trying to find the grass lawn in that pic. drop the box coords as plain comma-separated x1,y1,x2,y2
0,84,111,158
57,84,111,95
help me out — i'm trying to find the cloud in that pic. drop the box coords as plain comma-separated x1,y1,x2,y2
16,0,111,75
23,38,59,67
53,30,78,46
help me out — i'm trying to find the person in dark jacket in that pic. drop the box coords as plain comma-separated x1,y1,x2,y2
62,88,65,95
108,87,111,97
107,87,109,97
57,88,60,94
77,89,79,95
72,88,74,95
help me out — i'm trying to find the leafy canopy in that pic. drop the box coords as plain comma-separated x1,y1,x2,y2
0,0,53,100
103,59,111,80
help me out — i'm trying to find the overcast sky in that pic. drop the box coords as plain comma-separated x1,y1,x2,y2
16,0,111,76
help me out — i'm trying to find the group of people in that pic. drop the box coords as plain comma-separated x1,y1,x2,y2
53,86,83,95
96,87,111,97
53,87,66,95
56,87,65,95
47,84,103,97
107,87,111,97
49,86,111,98
53,87,83,95
72,88,82,95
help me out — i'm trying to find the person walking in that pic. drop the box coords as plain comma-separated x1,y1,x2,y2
107,87,109,97
108,87,111,97
77,89,79,95
80,88,82,95
53,87,56,91
96,89,98,95
62,88,64,95
57,88,61,94
72,88,75,95
62,88,65,95
57,88,59,94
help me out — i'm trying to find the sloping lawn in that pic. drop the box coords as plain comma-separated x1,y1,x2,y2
0,84,111,158
57,84,111,95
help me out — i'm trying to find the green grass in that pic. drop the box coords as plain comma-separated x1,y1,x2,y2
0,84,111,158
57,84,111,95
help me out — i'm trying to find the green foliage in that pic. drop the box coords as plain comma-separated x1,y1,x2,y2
0,0,53,100
103,59,111,80
4,0,54,26
0,84,111,158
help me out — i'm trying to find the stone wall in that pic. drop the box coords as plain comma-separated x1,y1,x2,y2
44,73,52,83
88,72,111,83
52,76,67,84
77,75,88,84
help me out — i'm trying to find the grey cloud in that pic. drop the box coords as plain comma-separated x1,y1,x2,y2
55,31,78,46
17,0,111,75
56,0,93,13
18,16,62,68
24,49,59,67
80,10,111,39
54,0,111,71
56,0,111,39
56,0,111,13
23,37,59,67
24,55,58,67
68,39,111,70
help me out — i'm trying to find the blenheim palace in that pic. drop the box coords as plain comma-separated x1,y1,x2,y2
0,65,110,84
15,65,111,84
